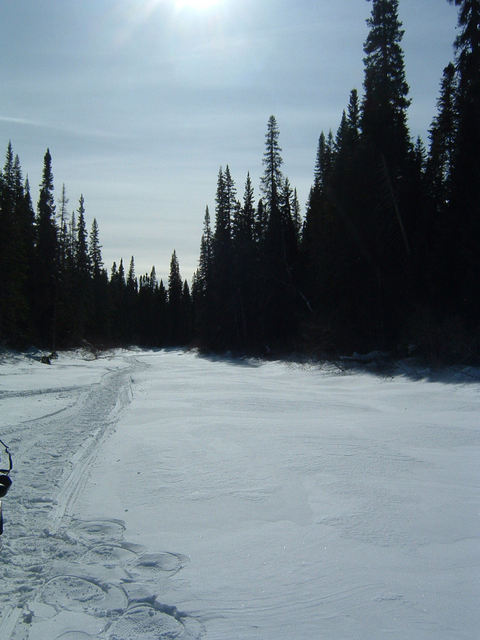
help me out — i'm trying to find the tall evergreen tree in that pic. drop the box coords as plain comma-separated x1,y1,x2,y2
347,88,360,145
0,144,33,344
198,206,213,293
259,116,298,346
71,195,92,341
57,184,69,270
261,115,283,214
423,63,459,315
194,206,215,344
355,0,416,346
230,173,258,347
427,63,458,207
89,218,103,278
126,256,137,293
361,0,411,168
75,195,90,277
211,167,236,348
109,258,127,343
87,218,109,343
232,172,255,246
34,149,58,348
446,0,480,325
181,279,193,344
168,250,183,344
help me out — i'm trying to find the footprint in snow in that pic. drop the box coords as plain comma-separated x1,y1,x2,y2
11,517,203,640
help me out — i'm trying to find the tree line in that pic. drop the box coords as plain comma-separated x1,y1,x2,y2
0,145,193,349
1,0,478,361
191,0,480,360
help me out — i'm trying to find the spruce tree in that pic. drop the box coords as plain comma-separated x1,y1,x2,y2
69,195,92,342
261,115,283,214
361,0,411,169
356,0,415,347
211,167,236,348
427,63,458,208
0,144,32,344
126,256,137,293
109,258,127,343
21,175,36,325
57,184,69,270
75,196,90,277
198,206,213,292
347,88,360,146
34,149,58,348
260,116,298,346
230,173,258,347
88,219,109,344
447,0,480,325
181,279,193,344
194,206,215,344
168,250,183,344
89,219,103,278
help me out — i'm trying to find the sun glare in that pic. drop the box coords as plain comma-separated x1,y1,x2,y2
176,0,221,9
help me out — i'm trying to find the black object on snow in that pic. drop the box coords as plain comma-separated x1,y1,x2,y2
0,438,13,536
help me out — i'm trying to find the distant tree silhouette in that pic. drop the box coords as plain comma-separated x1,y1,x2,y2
34,149,58,348
447,0,480,325
168,250,183,344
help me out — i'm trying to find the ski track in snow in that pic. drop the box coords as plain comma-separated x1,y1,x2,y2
0,353,204,640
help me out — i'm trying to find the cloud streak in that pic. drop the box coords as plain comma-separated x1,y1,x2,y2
0,114,129,141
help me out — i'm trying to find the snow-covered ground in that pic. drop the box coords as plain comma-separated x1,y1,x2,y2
0,349,479,640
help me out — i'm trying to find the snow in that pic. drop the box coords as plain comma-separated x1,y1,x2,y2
0,349,479,640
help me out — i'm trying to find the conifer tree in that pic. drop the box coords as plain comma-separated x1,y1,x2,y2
355,0,415,347
0,144,32,344
157,279,168,344
181,279,193,343
57,184,69,269
211,167,236,348
446,0,480,323
63,194,92,344
230,173,258,347
232,172,255,246
89,219,103,278
127,256,137,293
194,206,215,344
122,256,138,343
347,88,360,145
34,149,58,348
168,250,183,344
261,115,283,213
168,251,182,305
259,116,298,346
427,63,458,208
87,218,108,343
75,196,90,277
361,0,411,168
302,132,331,295
118,258,125,285
109,258,127,343
198,206,213,293
254,198,267,244
150,265,157,290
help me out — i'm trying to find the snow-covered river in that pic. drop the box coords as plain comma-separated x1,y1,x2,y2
0,349,478,639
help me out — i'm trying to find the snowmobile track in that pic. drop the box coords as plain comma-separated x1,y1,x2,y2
0,355,204,639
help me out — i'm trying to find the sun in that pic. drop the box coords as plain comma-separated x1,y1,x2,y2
175,0,221,9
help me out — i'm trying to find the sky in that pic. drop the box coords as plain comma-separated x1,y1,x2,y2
0,0,459,283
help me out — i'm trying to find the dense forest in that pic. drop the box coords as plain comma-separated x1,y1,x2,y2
0,0,479,361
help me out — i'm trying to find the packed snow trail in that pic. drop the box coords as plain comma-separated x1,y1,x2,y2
0,351,203,640
1,349,479,639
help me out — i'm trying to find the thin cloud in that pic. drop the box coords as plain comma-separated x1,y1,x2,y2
0,114,129,141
